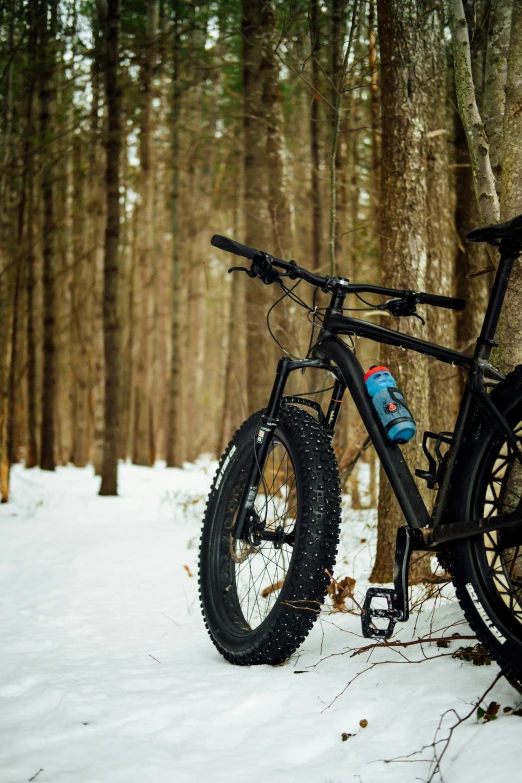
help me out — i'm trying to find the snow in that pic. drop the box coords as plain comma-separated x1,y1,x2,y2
1,461,522,783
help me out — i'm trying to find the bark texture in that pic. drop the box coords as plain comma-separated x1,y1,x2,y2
483,0,512,196
426,6,458,433
242,0,276,413
371,0,442,584
449,0,500,226
498,0,522,370
309,0,323,272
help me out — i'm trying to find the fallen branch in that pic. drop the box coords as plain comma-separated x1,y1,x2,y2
351,633,475,658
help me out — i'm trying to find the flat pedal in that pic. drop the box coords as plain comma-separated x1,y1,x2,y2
361,588,400,639
361,526,419,639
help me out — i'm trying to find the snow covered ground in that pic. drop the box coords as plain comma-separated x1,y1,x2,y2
1,461,522,783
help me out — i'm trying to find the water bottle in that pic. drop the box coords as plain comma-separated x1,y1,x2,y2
364,365,416,444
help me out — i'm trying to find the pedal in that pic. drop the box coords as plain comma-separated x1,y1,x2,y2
361,588,400,639
361,526,419,639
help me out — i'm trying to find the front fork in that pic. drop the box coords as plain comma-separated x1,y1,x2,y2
233,356,344,542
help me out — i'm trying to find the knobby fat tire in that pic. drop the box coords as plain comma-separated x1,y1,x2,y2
198,406,341,665
446,366,522,686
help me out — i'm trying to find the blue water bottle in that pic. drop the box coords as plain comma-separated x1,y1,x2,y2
364,366,416,444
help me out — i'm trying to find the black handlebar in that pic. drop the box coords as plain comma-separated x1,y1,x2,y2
210,234,466,312
418,292,466,311
210,234,260,261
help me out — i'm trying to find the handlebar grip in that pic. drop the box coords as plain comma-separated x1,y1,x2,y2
419,293,466,311
211,234,260,261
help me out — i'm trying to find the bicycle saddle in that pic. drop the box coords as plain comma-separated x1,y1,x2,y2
467,212,522,247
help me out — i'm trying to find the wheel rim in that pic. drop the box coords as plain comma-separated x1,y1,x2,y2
477,422,522,626
229,438,298,631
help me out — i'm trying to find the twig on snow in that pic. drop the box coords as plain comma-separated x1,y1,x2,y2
384,671,504,783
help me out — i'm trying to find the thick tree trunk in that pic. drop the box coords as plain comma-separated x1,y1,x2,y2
98,0,122,496
371,0,435,584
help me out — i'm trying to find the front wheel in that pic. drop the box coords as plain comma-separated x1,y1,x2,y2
198,405,341,665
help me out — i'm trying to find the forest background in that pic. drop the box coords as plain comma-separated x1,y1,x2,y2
1,0,521,580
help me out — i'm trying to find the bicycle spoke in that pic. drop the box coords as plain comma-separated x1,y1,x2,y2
482,435,522,627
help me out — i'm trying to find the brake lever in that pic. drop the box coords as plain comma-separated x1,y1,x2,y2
228,266,257,278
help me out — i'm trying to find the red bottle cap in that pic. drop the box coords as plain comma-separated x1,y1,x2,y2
363,365,389,382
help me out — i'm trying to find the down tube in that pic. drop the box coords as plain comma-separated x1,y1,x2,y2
314,336,430,529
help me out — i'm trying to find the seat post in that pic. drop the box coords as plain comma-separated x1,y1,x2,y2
475,246,520,361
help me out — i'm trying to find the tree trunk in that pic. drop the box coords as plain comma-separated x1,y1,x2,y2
217,174,248,456
449,0,500,227
264,37,292,258
454,114,491,355
133,0,158,466
71,134,90,466
425,5,458,435
483,0,512,197
368,0,380,198
309,0,323,272
25,185,38,468
0,1,16,496
166,9,182,468
39,0,58,471
0,264,14,500
98,0,122,496
89,14,105,475
242,0,275,414
498,0,522,370
371,0,435,584
328,0,348,271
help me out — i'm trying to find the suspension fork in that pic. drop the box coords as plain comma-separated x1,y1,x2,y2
233,357,293,542
233,356,336,542
324,378,346,436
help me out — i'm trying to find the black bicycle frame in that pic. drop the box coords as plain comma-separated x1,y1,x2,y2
234,242,522,551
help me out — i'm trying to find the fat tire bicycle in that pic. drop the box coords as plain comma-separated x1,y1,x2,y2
199,215,522,685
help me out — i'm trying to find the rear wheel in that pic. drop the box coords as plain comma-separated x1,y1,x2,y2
198,405,341,665
447,368,522,685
